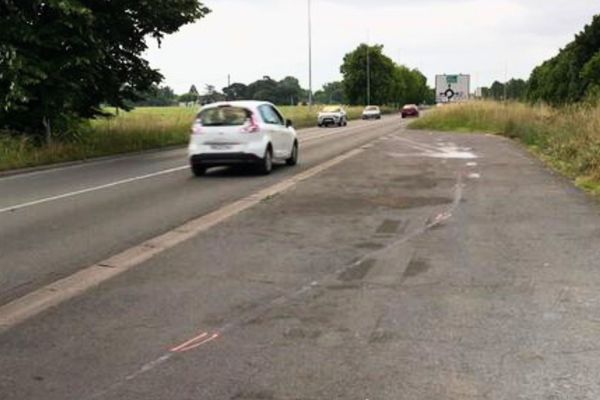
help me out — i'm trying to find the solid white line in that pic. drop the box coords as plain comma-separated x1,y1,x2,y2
0,166,189,214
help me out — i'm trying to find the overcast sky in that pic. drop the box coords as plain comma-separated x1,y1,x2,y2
144,0,599,94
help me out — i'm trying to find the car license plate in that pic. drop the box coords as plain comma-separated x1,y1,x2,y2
211,144,232,150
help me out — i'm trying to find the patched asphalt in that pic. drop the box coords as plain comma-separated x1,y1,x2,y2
1,125,600,399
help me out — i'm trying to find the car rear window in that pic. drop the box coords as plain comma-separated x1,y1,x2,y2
403,104,417,110
197,106,251,126
322,106,341,112
366,106,379,111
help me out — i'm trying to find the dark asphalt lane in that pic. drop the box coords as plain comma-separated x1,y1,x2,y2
1,126,599,399
0,116,403,305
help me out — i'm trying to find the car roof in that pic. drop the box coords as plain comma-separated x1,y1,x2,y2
200,100,273,110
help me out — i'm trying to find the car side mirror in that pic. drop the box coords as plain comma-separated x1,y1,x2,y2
286,119,293,128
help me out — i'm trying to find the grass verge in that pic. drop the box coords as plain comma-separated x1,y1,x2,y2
0,105,392,173
409,101,600,198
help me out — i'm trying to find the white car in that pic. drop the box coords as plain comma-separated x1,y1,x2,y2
362,105,381,120
317,106,347,127
188,101,298,176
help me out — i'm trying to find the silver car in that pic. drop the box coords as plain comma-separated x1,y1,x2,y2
317,106,348,127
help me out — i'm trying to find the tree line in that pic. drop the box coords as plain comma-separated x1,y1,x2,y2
340,44,434,106
478,14,600,105
527,14,600,105
479,79,528,101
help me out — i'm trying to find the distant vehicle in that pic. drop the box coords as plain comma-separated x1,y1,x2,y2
362,106,381,120
318,106,347,127
188,101,298,176
401,104,420,118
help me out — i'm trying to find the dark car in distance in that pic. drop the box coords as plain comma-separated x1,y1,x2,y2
401,104,420,118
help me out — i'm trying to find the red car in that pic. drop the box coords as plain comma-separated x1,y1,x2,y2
401,104,420,118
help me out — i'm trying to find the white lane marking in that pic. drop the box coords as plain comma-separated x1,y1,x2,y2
468,173,481,179
466,162,478,167
0,147,366,332
0,166,189,214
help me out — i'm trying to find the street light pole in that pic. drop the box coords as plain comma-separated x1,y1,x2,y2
367,45,371,106
308,0,313,107
366,30,371,106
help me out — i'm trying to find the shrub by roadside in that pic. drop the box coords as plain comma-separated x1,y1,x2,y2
409,101,600,198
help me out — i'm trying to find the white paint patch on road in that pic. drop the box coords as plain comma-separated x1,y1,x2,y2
468,173,481,179
387,140,478,160
466,162,478,167
426,144,478,160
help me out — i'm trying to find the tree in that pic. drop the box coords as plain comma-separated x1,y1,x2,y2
276,76,304,105
188,84,200,102
527,14,600,104
314,81,345,104
490,81,505,100
392,66,430,105
0,1,210,142
340,44,396,105
340,44,431,106
199,85,225,104
178,93,197,104
133,85,178,107
223,83,249,101
505,79,527,100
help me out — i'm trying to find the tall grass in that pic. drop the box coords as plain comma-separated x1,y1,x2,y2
410,101,600,196
0,105,386,172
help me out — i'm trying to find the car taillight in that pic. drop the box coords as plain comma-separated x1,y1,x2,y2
191,119,202,135
241,114,260,133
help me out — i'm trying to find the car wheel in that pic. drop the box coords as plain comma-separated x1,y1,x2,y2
286,141,298,166
257,147,273,175
191,164,206,177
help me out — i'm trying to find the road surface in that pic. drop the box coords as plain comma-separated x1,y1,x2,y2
1,116,600,399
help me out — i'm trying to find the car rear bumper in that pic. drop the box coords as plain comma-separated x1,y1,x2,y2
190,153,262,166
319,118,340,124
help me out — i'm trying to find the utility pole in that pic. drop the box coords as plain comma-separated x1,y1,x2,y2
366,31,371,106
308,0,313,107
366,45,371,106
504,61,508,102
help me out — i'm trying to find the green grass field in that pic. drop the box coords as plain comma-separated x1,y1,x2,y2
0,105,384,172
410,101,600,197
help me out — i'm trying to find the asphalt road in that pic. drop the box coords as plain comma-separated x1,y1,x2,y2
2,117,600,399
0,117,402,305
